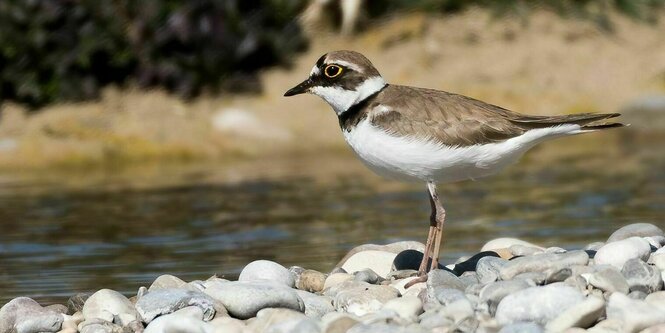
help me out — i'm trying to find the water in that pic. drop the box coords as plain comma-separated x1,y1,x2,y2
0,129,663,305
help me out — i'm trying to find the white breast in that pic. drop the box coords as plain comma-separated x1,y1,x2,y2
342,118,583,183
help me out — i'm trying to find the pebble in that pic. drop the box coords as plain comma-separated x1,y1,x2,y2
340,250,398,278
149,274,188,291
323,273,354,290
0,297,64,333
209,317,245,333
135,288,218,323
426,269,466,291
479,279,535,314
606,292,665,332
645,291,665,311
545,296,605,331
334,282,399,316
607,223,664,243
204,281,304,319
239,260,296,287
381,296,423,321
498,322,544,333
295,290,335,318
353,269,383,284
321,312,360,333
499,250,589,280
495,284,585,325
652,253,665,271
82,289,138,323
296,269,326,292
144,312,213,333
587,266,630,294
476,256,509,284
594,237,652,269
621,258,663,293
246,308,310,333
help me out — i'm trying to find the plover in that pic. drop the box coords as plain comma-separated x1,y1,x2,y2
284,50,623,278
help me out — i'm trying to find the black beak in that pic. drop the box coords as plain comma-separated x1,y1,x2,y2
284,78,313,97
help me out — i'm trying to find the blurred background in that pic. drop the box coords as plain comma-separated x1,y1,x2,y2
0,0,664,304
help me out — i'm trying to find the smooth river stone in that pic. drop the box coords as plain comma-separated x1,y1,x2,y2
594,237,651,269
296,269,326,292
247,308,312,333
381,296,423,322
545,296,605,331
476,256,509,285
82,289,138,323
0,297,64,333
333,282,399,316
606,292,665,332
204,281,304,319
607,223,664,242
495,284,585,325
587,266,630,294
135,288,218,323
239,260,295,288
149,274,188,291
499,250,589,280
427,269,466,291
295,290,334,318
143,312,214,333
340,250,397,278
479,279,535,315
621,258,664,293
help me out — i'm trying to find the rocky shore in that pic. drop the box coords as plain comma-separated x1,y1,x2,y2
2,223,664,333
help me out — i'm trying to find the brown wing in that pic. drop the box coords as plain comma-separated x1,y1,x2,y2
367,85,621,147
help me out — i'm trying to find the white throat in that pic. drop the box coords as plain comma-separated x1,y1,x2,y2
311,76,386,115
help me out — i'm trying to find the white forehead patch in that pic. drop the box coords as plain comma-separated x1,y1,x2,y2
310,65,320,76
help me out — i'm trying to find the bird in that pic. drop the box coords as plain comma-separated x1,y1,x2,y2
284,50,623,281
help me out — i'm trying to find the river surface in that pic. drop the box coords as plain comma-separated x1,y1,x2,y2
0,129,663,305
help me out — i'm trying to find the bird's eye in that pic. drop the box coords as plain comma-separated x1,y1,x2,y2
324,65,343,78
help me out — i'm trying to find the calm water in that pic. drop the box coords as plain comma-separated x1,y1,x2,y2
0,129,663,305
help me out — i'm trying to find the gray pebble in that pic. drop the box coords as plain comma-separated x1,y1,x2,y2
296,269,326,293
135,288,218,323
204,281,304,319
510,244,543,256
607,223,664,243
545,296,605,331
606,292,665,332
295,290,334,318
82,289,138,323
588,266,630,294
479,279,535,315
426,269,465,291
354,269,383,284
431,288,467,306
495,284,585,325
476,256,509,285
239,260,295,288
0,297,64,333
499,251,589,280
334,282,399,316
149,274,188,291
594,237,652,269
621,258,663,293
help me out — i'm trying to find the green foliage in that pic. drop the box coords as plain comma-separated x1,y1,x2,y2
0,0,307,108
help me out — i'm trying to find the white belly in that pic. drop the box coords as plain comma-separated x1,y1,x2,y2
342,118,582,183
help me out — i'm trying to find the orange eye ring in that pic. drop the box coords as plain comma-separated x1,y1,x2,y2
324,65,343,78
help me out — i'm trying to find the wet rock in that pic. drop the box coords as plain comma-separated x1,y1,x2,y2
239,260,295,288
607,223,664,243
545,296,605,331
323,273,354,290
149,274,188,291
495,284,585,325
354,269,383,284
427,269,465,291
594,237,651,269
381,296,423,321
606,292,665,332
295,290,334,318
499,322,543,333
481,238,544,252
334,282,399,316
82,289,138,323
479,279,535,314
340,250,397,278
67,293,89,315
204,281,304,319
296,269,326,292
499,250,589,280
135,288,218,323
143,311,213,333
588,266,630,294
0,297,64,333
476,256,509,284
621,258,663,293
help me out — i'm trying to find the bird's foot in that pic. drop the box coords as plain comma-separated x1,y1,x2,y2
404,274,428,288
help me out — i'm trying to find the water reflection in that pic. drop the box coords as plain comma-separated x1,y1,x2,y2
0,129,663,304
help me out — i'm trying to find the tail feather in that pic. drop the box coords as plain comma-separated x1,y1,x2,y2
510,112,624,130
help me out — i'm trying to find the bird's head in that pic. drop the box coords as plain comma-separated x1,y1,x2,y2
284,50,386,115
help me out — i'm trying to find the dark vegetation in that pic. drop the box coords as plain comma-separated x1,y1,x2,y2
1,0,663,108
